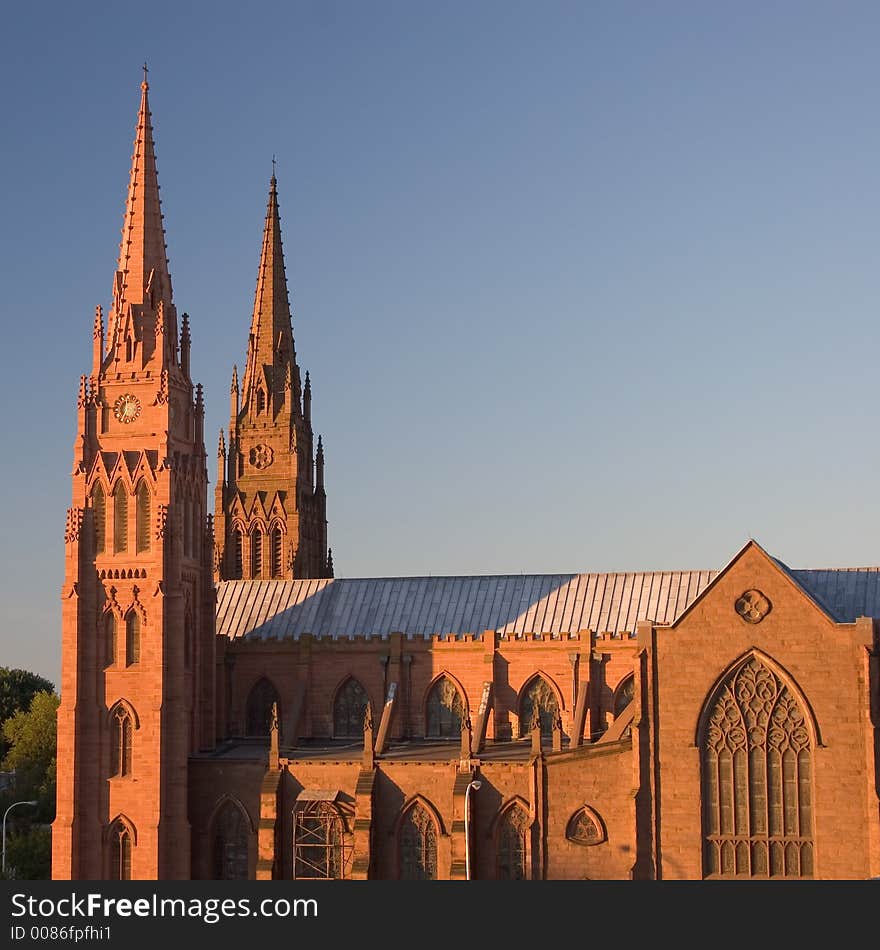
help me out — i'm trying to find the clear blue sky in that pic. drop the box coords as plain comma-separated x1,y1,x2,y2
3,1,880,688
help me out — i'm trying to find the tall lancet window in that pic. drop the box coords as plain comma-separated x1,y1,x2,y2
233,528,244,579
271,526,283,578
251,529,263,579
110,704,134,777
109,820,133,881
701,654,814,878
399,802,438,880
104,612,117,668
92,484,106,554
425,677,465,737
113,482,128,553
135,482,151,553
125,612,140,667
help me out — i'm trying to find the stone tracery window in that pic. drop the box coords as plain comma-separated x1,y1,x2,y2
566,806,605,845
399,801,438,880
425,676,465,737
334,678,369,737
212,801,249,880
496,803,529,880
519,676,559,739
701,655,814,878
293,800,350,879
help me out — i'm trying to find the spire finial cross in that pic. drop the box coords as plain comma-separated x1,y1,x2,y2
272,154,277,180
142,61,149,90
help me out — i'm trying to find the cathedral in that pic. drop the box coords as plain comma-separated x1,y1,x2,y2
53,75,880,881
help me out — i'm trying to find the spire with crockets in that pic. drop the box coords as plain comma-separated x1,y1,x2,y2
214,171,330,582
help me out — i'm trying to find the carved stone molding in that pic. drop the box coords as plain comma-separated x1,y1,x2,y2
735,589,772,624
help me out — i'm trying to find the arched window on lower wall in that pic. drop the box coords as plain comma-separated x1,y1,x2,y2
398,801,438,880
108,818,134,880
701,653,815,878
212,801,250,880
245,678,280,737
293,798,351,879
496,802,529,880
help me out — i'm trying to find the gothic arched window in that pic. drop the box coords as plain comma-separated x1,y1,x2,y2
104,612,117,667
256,389,265,414
113,482,128,553
497,803,529,880
135,482,151,553
333,678,369,737
701,655,814,878
399,802,438,880
425,676,465,737
92,484,106,554
519,676,559,739
233,527,244,579
125,612,140,666
271,526,283,578
110,705,134,777
293,801,350,879
109,820,133,880
212,801,249,880
251,529,263,579
246,678,280,737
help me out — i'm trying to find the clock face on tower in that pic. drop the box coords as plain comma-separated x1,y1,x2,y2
113,393,142,424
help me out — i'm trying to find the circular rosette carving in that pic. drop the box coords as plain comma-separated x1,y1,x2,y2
248,443,274,470
735,589,771,624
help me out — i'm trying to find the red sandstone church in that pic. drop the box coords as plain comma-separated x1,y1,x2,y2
53,75,880,881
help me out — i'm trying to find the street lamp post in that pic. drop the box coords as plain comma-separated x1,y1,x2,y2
464,780,482,881
2,800,38,877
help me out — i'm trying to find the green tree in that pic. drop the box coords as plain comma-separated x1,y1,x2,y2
0,668,55,759
1,689,59,878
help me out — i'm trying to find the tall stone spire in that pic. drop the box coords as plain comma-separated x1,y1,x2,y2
215,172,330,582
107,64,175,360
55,69,214,882
241,174,300,416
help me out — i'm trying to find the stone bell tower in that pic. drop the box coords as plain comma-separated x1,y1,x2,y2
53,69,214,880
214,173,331,581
